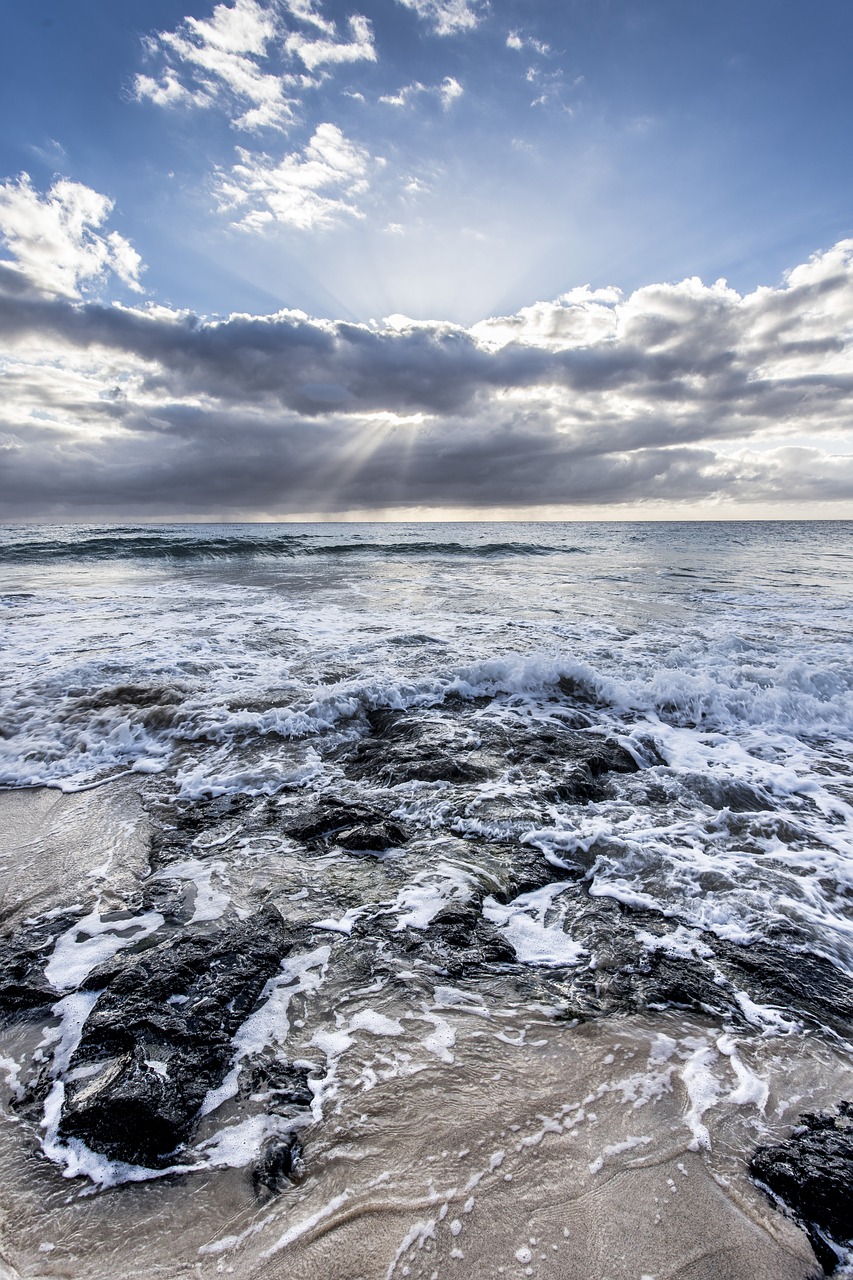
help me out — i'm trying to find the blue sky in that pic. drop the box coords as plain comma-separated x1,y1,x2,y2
1,0,852,518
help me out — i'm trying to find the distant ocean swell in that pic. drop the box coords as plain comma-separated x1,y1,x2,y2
0,532,578,563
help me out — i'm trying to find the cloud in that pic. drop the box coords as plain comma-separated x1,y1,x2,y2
281,0,335,34
506,31,550,55
394,0,483,37
0,174,144,299
379,76,463,109
135,0,296,131
217,122,378,229
1,240,853,516
134,0,375,132
439,76,463,107
284,15,376,71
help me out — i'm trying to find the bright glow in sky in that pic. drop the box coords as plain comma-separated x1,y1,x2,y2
1,0,852,519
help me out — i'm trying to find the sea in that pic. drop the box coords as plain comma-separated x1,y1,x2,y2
0,520,851,1279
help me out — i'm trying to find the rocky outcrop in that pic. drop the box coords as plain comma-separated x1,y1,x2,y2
58,904,298,1167
336,705,639,798
285,798,407,853
750,1103,853,1274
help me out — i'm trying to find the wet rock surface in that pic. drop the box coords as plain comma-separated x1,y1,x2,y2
4,686,852,1221
284,798,407,854
394,903,517,976
0,915,74,1020
517,893,853,1034
335,706,639,798
58,904,300,1166
750,1102,853,1274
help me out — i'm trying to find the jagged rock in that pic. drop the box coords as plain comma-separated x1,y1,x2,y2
58,904,298,1167
340,709,488,786
750,1102,853,1273
395,903,517,976
472,883,853,1034
713,934,853,1032
238,1056,314,1110
0,913,78,1020
149,792,256,868
338,705,639,796
284,799,407,852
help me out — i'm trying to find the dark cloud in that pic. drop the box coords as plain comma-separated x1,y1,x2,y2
1,240,852,516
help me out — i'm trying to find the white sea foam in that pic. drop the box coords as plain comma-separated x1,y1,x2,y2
44,908,164,993
389,863,477,931
483,885,586,966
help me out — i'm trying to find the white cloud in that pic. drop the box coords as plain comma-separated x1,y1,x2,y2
135,0,375,132
0,174,143,299
134,68,209,109
284,14,376,70
439,75,463,107
379,81,426,107
506,31,550,55
394,0,483,36
379,76,463,109
136,0,296,130
281,0,335,34
218,122,377,229
471,286,622,349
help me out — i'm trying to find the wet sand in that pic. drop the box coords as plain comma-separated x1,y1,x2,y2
0,783,841,1280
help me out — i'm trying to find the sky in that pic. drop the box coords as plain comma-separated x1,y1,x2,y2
0,0,852,521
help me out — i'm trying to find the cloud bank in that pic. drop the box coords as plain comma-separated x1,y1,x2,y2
1,191,852,517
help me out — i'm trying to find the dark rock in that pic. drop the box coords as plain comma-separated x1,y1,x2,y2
238,1056,314,1110
339,709,488,786
338,704,639,798
714,935,853,1033
149,793,256,868
488,882,853,1035
284,799,407,852
336,821,405,852
58,904,298,1167
510,732,639,805
345,741,486,786
252,1133,303,1197
390,903,517,977
0,913,79,1021
83,684,183,711
140,877,187,922
750,1102,853,1274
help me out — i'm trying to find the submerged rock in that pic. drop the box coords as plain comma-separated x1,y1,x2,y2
750,1102,853,1274
339,707,489,786
395,903,517,976
252,1133,303,1198
58,904,298,1167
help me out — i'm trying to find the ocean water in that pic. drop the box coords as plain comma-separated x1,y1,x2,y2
0,520,852,1277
